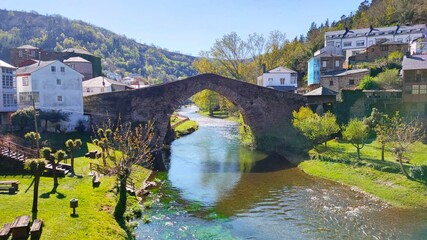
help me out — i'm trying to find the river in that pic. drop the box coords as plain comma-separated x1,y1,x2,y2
137,105,427,240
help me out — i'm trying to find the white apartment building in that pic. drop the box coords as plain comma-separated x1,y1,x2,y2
257,66,298,93
16,60,85,132
325,24,427,58
0,60,17,125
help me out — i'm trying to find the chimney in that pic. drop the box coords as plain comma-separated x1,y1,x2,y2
262,64,266,73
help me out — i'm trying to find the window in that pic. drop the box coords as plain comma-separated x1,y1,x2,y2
2,68,13,74
268,78,273,85
2,93,17,108
412,85,420,94
327,41,334,46
86,88,90,92
60,66,65,72
416,74,421,82
335,60,340,67
368,40,373,46
329,80,334,86
322,61,327,67
420,85,427,94
290,73,297,84
57,96,63,102
2,75,14,89
280,78,285,85
19,92,39,105
349,79,355,85
356,40,364,47
51,66,56,72
397,38,403,42
380,45,389,51
22,77,29,86
100,88,105,93
31,51,35,57
57,79,61,85
336,42,341,48
19,50,23,57
343,42,352,47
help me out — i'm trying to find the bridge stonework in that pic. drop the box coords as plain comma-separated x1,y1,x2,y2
84,74,306,170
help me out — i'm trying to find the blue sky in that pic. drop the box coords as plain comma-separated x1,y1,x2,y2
1,0,362,56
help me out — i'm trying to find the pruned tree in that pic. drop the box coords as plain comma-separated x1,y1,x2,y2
41,147,66,192
342,118,369,159
365,108,391,161
24,158,46,221
292,106,340,150
92,120,155,219
387,114,425,178
65,139,82,176
24,131,41,149
92,128,112,167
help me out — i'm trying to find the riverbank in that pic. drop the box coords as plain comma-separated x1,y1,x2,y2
0,143,151,239
298,140,427,208
198,110,239,122
170,113,199,138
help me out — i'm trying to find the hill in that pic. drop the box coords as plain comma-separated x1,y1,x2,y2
0,9,197,83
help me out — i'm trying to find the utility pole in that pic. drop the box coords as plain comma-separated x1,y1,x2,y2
32,95,40,157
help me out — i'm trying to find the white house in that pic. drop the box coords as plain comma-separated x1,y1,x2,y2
16,60,85,132
0,60,17,126
257,66,298,92
82,76,133,96
325,24,427,59
410,37,427,55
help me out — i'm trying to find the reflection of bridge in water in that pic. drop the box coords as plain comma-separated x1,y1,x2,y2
84,73,306,170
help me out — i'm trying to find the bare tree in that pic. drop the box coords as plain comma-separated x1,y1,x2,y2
92,120,156,219
388,114,425,178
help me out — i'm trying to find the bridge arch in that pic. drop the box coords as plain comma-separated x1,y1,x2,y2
84,73,306,170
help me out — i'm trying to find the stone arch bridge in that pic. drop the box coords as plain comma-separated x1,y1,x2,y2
84,73,306,170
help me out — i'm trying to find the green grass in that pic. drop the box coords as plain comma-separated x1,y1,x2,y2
0,142,151,240
299,140,427,208
199,110,239,122
174,120,199,138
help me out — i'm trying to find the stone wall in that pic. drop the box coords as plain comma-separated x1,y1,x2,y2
320,71,369,92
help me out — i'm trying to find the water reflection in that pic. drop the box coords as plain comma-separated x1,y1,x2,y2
137,105,427,240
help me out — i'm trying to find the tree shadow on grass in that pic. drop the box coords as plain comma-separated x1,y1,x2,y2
115,216,134,240
40,190,66,199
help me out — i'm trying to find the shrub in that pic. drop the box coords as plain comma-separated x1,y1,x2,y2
142,215,151,224
132,205,143,218
143,200,152,209
410,165,427,181
359,76,379,90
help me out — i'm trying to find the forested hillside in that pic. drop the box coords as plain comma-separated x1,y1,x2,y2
0,9,197,82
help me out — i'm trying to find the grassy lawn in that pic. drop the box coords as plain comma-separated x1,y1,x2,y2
174,120,199,138
0,142,151,239
299,140,427,208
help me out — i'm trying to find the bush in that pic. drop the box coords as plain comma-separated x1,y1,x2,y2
410,165,427,181
359,76,379,90
143,200,152,209
132,205,143,218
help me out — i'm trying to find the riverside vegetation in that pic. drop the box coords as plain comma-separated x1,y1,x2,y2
293,107,427,208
